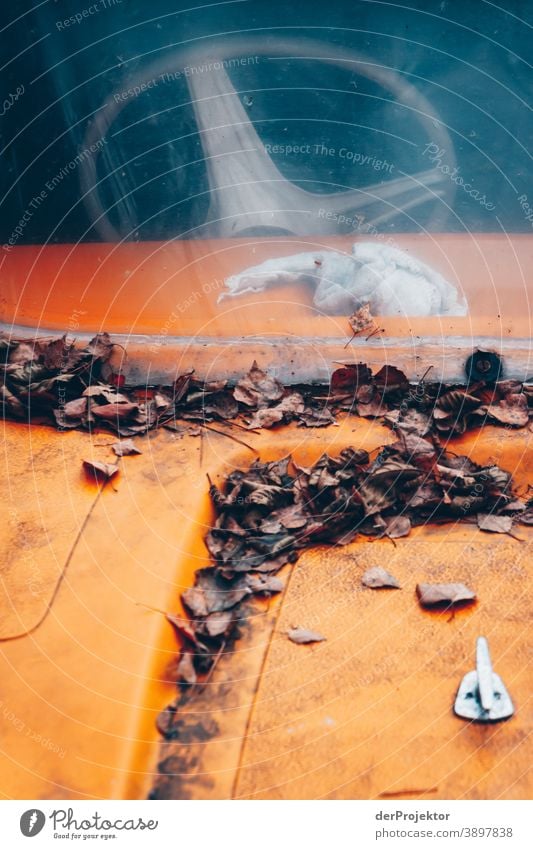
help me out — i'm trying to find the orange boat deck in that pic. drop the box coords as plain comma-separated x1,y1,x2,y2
0,417,531,800
1,235,532,383
0,236,531,799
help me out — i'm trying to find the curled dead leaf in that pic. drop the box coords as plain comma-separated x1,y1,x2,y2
82,459,119,481
330,363,372,392
373,365,409,395
416,582,476,607
165,614,199,648
435,390,481,415
287,628,326,644
204,610,234,638
176,652,197,685
233,361,284,408
384,515,412,539
483,393,529,427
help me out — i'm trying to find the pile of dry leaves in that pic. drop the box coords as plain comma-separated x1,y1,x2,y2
157,434,530,738
0,333,119,423
2,333,530,741
329,362,533,435
2,333,533,441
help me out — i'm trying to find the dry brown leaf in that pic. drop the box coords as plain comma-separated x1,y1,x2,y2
246,407,285,430
384,516,412,539
373,365,409,395
233,361,284,408
203,391,239,420
287,628,327,644
39,336,69,370
416,582,476,607
483,393,529,427
112,439,142,457
8,341,35,365
82,459,119,481
298,406,337,427
181,587,209,618
176,652,197,685
362,567,400,589
85,332,114,360
166,614,199,648
357,397,389,418
477,513,514,534
153,391,173,412
348,304,374,335
274,504,309,530
245,574,284,595
204,610,234,638
395,433,436,459
435,390,481,414
173,371,194,404
500,499,527,513
384,407,432,436
330,363,372,391
91,402,138,421
63,397,87,419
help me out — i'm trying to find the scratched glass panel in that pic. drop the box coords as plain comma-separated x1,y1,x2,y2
1,0,531,244
0,1,531,334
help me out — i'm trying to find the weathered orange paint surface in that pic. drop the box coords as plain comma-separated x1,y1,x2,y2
1,236,531,798
0,417,531,799
2,235,532,339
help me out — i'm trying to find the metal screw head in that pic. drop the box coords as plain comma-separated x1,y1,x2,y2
465,350,502,382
